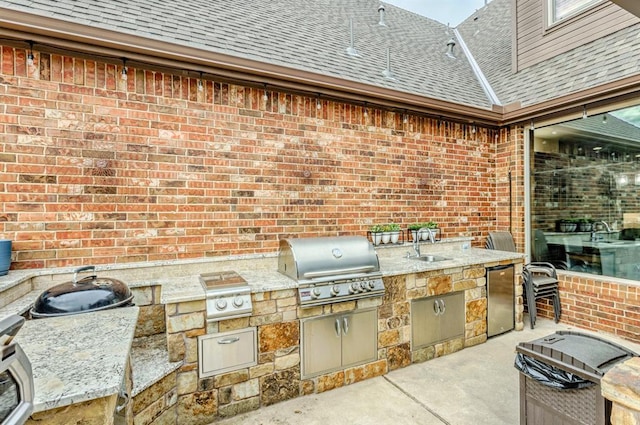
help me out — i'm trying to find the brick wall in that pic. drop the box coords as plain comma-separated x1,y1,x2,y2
534,273,640,344
0,44,508,269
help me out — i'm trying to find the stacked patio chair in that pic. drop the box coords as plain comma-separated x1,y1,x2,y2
486,231,561,329
485,231,516,251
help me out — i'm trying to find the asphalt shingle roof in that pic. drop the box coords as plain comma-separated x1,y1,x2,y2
2,0,640,113
0,0,493,109
458,0,640,108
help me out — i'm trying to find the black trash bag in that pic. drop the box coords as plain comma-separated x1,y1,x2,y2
514,353,595,390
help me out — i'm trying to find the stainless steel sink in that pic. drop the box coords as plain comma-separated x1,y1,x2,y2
597,240,637,245
411,255,451,262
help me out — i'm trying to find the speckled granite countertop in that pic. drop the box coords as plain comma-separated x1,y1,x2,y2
0,241,524,312
377,246,525,276
15,306,139,412
153,244,524,304
131,333,182,397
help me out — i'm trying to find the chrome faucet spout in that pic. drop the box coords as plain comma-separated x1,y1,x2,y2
413,227,436,257
591,221,612,241
598,221,612,232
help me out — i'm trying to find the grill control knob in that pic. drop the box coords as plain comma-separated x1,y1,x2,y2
366,281,377,290
233,296,244,308
349,282,360,294
311,288,322,299
215,299,228,311
359,281,368,291
330,285,341,296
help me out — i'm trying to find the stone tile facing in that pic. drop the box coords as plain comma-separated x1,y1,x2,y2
258,321,299,353
148,260,520,423
260,368,301,406
26,395,117,425
176,390,218,425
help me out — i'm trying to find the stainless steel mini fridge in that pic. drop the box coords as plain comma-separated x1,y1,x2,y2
487,264,514,337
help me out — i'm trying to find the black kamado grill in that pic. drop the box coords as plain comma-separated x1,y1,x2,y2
30,266,134,318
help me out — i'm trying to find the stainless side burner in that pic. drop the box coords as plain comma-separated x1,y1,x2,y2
201,271,253,322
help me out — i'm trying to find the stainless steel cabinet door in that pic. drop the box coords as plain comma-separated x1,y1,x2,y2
439,292,465,342
302,315,342,377
341,309,377,368
412,297,441,348
412,292,465,348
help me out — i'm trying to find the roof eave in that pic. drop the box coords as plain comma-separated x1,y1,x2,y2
501,73,640,127
0,8,502,126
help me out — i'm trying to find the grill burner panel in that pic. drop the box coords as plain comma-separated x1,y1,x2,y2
278,236,385,307
298,276,384,307
201,271,253,322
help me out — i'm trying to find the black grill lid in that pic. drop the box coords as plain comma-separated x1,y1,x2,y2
31,266,134,318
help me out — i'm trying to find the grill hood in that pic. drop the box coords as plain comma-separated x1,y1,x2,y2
278,236,381,284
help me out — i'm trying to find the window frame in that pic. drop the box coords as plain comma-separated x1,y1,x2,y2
547,0,603,26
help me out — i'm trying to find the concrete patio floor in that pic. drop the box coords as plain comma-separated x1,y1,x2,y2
216,318,640,425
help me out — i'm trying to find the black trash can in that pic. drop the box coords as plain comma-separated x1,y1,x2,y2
515,331,637,425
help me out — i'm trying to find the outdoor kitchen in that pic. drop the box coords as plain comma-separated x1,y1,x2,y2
3,0,640,424
0,234,524,424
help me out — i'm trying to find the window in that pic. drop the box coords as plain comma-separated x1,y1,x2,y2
530,104,640,281
549,0,601,24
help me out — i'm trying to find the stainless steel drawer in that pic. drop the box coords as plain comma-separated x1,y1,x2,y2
198,327,257,377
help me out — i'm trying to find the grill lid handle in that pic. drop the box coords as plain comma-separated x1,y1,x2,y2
302,266,376,279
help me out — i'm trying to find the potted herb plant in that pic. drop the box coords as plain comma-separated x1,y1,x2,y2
408,223,422,241
577,218,593,232
370,224,383,245
387,223,401,244
381,224,392,244
408,221,438,241
420,221,438,240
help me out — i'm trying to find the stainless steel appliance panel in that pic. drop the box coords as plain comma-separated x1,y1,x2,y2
278,236,380,282
0,315,33,425
411,297,440,348
487,265,515,337
301,308,377,379
412,292,465,348
198,328,257,377
301,316,342,377
341,309,377,368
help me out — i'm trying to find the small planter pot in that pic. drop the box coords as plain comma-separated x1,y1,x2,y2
389,231,400,244
578,222,593,232
371,232,382,246
410,229,419,241
381,232,391,244
559,221,577,232
0,240,11,276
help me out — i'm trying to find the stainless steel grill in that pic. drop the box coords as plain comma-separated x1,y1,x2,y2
278,236,385,307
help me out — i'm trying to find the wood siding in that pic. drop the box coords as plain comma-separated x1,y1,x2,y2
514,0,639,72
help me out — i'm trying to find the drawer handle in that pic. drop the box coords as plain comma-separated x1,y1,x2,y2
218,337,240,345
439,299,446,315
115,391,130,413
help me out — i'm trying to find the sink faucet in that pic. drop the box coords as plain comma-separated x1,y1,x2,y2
413,227,436,257
591,221,612,241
